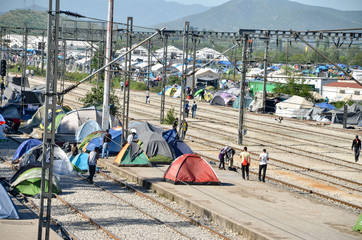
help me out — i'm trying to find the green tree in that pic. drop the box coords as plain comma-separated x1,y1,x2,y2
273,78,313,100
79,85,120,116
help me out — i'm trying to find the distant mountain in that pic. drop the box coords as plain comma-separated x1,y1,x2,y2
1,0,209,27
157,0,362,31
0,10,48,29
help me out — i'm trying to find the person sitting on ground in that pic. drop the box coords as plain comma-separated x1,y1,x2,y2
71,142,79,158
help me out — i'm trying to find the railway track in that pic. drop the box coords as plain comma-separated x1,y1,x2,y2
1,137,236,240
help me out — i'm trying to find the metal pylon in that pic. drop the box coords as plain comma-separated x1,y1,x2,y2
160,33,168,123
38,0,60,239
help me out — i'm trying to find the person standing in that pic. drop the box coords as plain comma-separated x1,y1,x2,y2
71,142,79,158
258,149,268,182
102,129,112,159
25,69,30,78
226,147,236,169
127,129,137,143
218,147,227,170
87,147,99,184
352,135,361,162
191,101,197,118
146,89,150,104
17,65,20,73
30,69,34,78
173,117,178,130
121,81,124,91
240,147,251,180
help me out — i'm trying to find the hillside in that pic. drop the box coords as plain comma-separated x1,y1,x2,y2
0,10,49,29
0,0,209,28
157,0,362,31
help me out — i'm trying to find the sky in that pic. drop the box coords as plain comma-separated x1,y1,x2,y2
165,0,362,11
1,0,362,12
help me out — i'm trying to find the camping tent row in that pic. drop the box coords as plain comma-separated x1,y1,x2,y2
22,106,121,136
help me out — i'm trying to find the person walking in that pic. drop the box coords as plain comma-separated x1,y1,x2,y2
121,81,124,91
185,101,189,118
25,69,30,78
102,129,112,159
240,147,251,180
258,149,268,182
173,117,178,130
30,69,34,78
146,89,150,104
17,65,20,73
218,146,227,170
191,101,197,118
181,120,188,140
87,147,99,184
352,135,361,162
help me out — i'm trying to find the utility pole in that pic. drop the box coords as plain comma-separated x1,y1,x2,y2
160,33,168,123
41,30,45,74
192,34,197,92
122,17,132,141
60,38,66,106
286,39,289,76
179,22,189,140
38,0,60,239
21,27,28,117
237,34,248,145
102,0,114,131
147,39,151,89
262,36,270,113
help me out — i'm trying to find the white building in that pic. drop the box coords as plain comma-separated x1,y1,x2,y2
323,81,362,101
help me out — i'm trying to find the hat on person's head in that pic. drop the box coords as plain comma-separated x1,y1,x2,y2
131,129,137,134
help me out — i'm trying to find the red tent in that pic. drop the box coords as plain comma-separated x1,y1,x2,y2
163,154,220,185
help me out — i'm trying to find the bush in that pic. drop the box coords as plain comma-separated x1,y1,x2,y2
331,100,355,109
64,72,89,82
164,107,176,124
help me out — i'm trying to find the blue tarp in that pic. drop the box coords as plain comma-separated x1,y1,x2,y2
168,140,193,158
218,61,232,66
162,129,177,143
0,184,19,219
86,128,122,154
13,139,42,160
316,102,336,110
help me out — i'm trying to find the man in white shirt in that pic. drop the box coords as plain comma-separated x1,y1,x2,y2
127,129,137,143
259,149,268,182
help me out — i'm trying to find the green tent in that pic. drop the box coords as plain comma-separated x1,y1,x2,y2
47,113,65,130
79,131,105,149
11,167,61,196
353,214,362,232
194,89,204,97
114,143,151,167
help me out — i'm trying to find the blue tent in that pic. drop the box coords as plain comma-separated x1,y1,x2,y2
316,102,336,110
218,61,232,66
0,184,19,219
86,128,122,154
162,129,177,143
75,120,102,143
71,153,98,171
168,140,193,158
13,139,42,161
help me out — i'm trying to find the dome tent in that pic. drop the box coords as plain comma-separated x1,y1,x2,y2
19,145,73,176
163,154,220,185
12,139,42,161
114,142,151,167
75,120,102,143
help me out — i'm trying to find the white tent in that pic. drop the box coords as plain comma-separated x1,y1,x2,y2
276,96,314,118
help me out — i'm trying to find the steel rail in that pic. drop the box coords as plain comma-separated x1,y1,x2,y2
98,171,232,240
195,153,362,211
76,174,195,240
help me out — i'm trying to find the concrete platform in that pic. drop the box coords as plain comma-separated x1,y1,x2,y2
99,158,361,240
0,195,62,240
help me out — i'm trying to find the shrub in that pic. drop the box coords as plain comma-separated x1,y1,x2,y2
164,107,176,124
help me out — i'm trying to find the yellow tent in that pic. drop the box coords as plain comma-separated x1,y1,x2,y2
165,87,176,96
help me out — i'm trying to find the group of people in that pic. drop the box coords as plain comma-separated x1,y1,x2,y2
219,146,269,182
185,101,197,118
